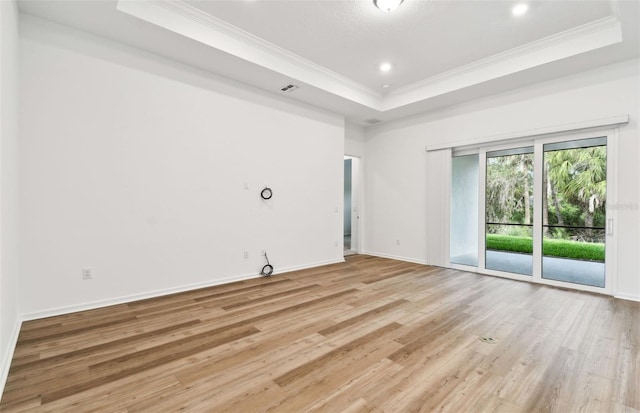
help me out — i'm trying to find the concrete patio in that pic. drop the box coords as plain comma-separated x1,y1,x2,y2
452,250,605,288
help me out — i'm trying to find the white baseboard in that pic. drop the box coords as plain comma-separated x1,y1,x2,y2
614,292,640,302
362,251,428,266
275,258,345,275
0,317,22,400
21,258,347,322
21,271,262,321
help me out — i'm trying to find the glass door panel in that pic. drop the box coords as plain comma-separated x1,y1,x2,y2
542,137,607,287
485,147,534,275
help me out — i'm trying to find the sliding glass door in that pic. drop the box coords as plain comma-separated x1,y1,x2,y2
449,132,613,293
485,147,534,275
542,138,607,287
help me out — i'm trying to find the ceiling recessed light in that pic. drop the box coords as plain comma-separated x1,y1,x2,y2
373,0,404,13
512,3,528,16
382,84,391,89
380,62,392,72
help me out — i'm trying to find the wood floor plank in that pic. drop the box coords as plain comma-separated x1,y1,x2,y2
9,320,202,375
266,325,406,412
1,255,638,412
16,316,138,346
318,299,408,336
42,324,260,403
274,322,402,388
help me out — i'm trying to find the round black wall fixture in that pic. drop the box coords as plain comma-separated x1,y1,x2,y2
261,264,274,277
261,252,274,277
261,187,273,200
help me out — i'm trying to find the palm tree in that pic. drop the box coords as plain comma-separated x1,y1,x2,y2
546,146,606,238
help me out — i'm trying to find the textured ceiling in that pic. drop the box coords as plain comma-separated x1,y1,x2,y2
188,0,614,91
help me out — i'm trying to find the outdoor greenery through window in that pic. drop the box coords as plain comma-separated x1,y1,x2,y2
485,147,534,275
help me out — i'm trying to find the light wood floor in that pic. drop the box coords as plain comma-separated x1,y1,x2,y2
1,255,639,412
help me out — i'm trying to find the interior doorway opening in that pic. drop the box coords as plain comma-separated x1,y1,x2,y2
344,156,360,256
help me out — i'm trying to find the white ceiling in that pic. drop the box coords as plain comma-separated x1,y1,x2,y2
17,0,640,126
188,0,614,91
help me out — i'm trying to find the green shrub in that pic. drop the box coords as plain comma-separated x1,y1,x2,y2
485,234,604,262
542,239,604,262
486,234,533,254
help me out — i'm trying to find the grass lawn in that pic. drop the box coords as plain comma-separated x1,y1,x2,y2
486,234,604,262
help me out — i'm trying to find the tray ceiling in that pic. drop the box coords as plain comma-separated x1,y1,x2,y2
18,0,640,126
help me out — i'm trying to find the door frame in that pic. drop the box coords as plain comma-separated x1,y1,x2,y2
448,128,618,296
344,155,363,254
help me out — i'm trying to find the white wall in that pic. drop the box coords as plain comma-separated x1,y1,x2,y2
345,121,365,157
19,16,345,317
364,59,640,299
0,0,20,391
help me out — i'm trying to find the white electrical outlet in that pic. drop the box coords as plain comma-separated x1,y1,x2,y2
396,239,400,245
82,267,93,280
243,251,249,259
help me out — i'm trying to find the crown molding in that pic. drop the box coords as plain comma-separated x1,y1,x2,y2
117,1,624,115
384,16,623,111
117,0,384,110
